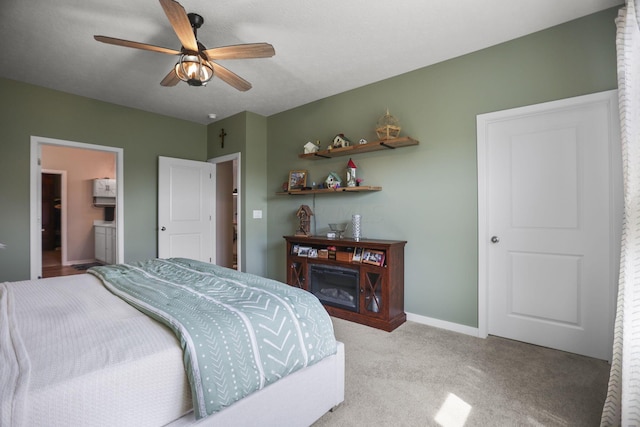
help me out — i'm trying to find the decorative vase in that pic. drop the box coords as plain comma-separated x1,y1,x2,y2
352,214,361,241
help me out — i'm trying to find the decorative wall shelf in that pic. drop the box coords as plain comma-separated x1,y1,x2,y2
276,185,381,196
299,136,419,160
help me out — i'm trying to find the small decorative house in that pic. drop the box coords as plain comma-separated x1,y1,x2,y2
325,172,342,189
332,134,351,148
303,141,319,154
295,204,314,236
346,158,357,187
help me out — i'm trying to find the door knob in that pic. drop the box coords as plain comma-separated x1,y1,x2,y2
491,236,500,243
161,226,166,231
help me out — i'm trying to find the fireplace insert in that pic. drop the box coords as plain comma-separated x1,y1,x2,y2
309,264,359,312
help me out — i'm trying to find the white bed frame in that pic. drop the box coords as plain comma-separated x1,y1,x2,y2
169,342,345,427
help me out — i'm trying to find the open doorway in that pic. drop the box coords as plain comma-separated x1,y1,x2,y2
41,170,71,277
211,153,241,271
30,136,124,280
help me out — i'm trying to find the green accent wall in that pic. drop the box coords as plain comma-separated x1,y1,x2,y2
0,79,206,282
265,8,619,327
0,6,620,330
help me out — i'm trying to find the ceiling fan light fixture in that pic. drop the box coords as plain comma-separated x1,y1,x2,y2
175,54,213,86
94,1,271,91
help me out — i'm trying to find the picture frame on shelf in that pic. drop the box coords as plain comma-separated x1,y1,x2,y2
288,170,308,191
308,248,318,258
291,244,300,255
362,249,385,266
352,247,363,262
297,246,311,257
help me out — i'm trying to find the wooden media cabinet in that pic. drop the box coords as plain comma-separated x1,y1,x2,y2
284,235,406,331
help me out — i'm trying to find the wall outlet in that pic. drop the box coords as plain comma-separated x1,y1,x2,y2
253,210,263,219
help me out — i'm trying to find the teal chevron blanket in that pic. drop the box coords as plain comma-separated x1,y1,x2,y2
89,258,337,419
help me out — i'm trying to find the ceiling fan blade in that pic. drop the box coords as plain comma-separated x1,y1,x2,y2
211,62,252,91
159,0,198,52
204,43,275,60
94,35,180,55
160,69,181,86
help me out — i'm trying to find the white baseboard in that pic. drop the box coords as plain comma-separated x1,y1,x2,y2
64,258,97,266
406,312,480,338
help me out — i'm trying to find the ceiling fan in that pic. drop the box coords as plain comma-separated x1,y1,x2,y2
94,0,275,90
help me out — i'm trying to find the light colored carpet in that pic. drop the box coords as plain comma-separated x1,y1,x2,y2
313,318,609,427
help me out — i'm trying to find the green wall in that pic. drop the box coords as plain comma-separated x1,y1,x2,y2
0,79,206,282
265,8,619,327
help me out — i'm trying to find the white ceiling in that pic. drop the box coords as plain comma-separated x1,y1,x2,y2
0,0,622,124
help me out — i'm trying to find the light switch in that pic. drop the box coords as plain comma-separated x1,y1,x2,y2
253,210,263,219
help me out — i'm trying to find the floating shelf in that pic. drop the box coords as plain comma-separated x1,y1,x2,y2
299,136,419,160
276,185,382,196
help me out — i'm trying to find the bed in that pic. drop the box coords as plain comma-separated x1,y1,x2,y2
1,258,345,427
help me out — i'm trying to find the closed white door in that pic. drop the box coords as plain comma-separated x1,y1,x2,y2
158,156,216,263
477,91,622,360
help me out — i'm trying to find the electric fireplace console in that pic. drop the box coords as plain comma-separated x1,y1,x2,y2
284,235,406,331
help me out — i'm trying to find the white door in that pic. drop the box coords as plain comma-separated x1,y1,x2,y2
477,91,622,360
158,156,216,263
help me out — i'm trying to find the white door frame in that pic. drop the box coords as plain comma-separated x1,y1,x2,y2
477,90,622,341
30,136,124,279
209,152,242,271
41,169,68,265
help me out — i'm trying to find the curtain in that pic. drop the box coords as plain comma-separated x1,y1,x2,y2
601,1,640,425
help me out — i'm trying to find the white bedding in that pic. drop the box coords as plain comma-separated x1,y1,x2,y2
1,273,345,427
1,274,192,427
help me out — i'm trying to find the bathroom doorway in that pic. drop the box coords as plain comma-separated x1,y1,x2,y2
30,136,124,280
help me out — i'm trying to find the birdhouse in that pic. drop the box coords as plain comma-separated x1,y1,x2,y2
346,158,357,187
303,141,319,154
295,205,314,236
375,109,401,140
332,134,351,148
325,172,342,189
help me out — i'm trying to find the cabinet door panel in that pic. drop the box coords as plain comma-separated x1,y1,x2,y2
361,267,386,319
105,228,115,264
289,261,307,290
95,227,106,263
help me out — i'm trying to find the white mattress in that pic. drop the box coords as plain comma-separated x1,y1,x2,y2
1,274,193,427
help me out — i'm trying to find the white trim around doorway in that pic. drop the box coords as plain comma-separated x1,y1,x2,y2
30,136,124,279
476,90,622,342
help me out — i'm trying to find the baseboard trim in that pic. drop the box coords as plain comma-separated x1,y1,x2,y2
406,312,480,337
64,258,97,267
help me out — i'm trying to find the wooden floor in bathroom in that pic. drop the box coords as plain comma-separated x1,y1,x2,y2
42,250,86,278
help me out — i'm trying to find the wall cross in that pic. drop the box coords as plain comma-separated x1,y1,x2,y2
219,128,227,148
